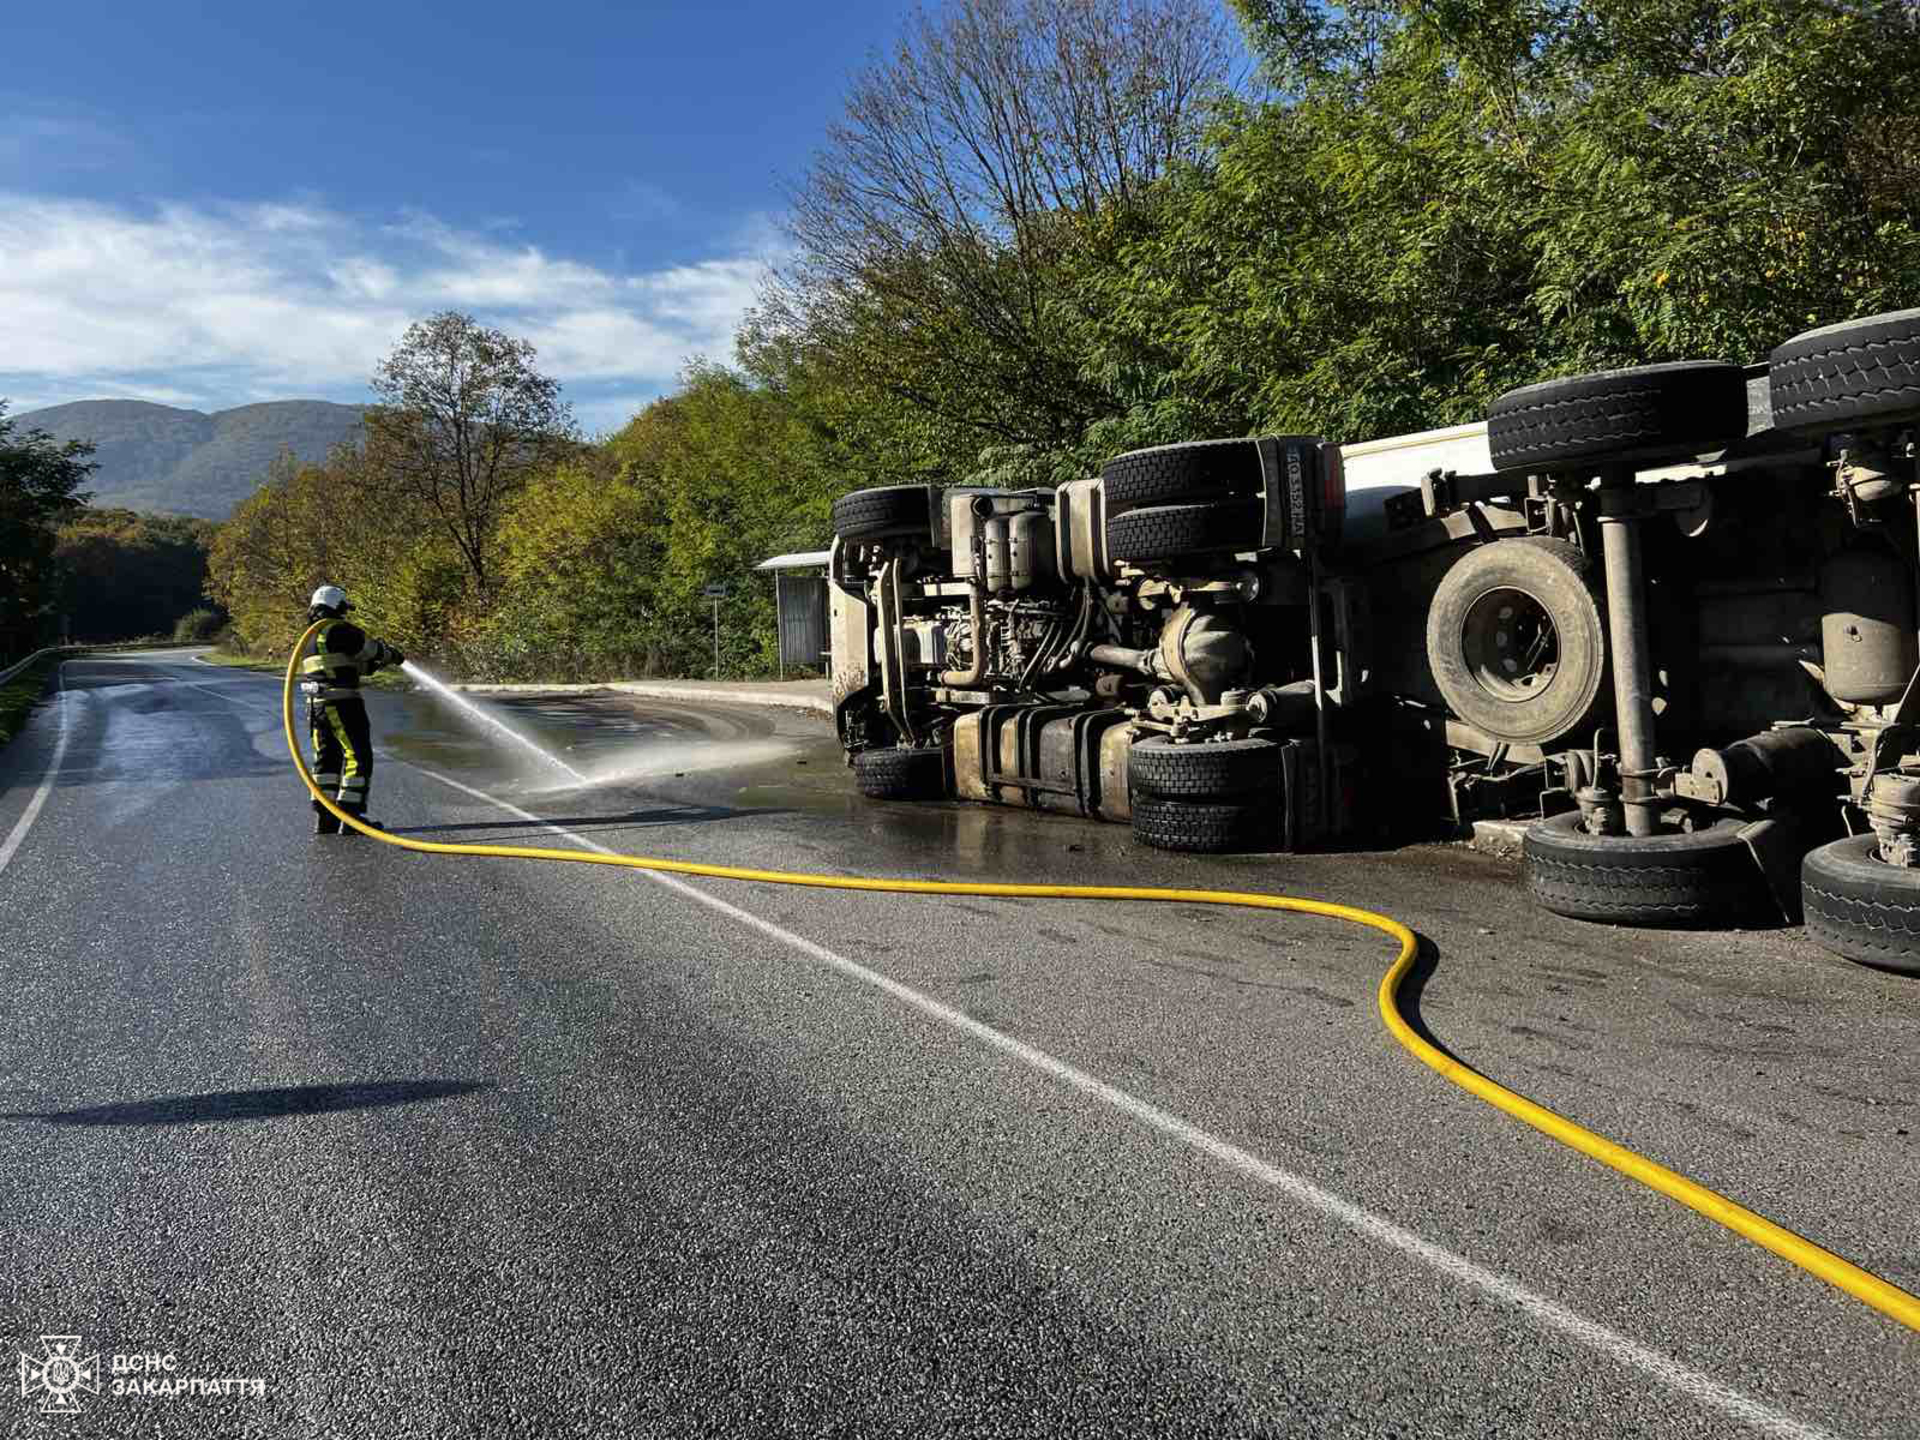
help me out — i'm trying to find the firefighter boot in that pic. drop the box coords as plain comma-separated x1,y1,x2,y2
313,799,340,836
335,802,383,838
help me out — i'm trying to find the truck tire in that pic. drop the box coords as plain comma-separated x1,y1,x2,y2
1486,361,1749,471
833,485,934,542
853,746,946,800
1102,440,1261,513
1769,308,1920,435
1106,499,1263,563
1800,835,1920,976
1130,795,1277,854
1128,735,1282,800
1425,537,1607,748
1523,812,1771,926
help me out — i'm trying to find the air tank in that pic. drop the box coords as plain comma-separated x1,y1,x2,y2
983,517,1012,594
1008,511,1054,592
1821,547,1918,705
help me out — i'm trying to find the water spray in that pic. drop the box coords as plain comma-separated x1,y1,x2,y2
400,660,588,784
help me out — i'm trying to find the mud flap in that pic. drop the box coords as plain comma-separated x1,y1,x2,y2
1738,815,1806,925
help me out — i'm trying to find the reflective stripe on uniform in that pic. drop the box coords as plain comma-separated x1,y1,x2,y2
303,655,361,678
306,620,372,684
326,707,368,792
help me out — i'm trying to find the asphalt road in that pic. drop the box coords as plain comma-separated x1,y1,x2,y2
0,650,1915,1439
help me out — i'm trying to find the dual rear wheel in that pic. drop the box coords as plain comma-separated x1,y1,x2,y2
1527,815,1920,979
1800,837,1920,977
1101,440,1267,564
1522,813,1772,929
1128,735,1283,853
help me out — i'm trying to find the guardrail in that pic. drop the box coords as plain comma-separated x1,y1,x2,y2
0,646,81,690
0,640,208,690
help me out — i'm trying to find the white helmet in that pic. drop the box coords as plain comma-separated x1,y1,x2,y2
309,584,350,614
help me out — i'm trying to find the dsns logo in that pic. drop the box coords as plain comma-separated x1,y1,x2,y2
19,1336,100,1415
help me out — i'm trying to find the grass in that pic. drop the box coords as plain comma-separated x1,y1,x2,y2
0,657,59,752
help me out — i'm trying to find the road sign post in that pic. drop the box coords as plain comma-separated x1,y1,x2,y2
702,584,728,678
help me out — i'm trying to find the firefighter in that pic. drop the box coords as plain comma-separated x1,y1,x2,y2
301,585,404,836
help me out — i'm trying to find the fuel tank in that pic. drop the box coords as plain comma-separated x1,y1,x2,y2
952,706,1133,820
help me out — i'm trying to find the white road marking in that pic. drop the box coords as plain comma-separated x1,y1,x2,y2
0,666,69,879
175,655,280,710
181,678,274,710
105,654,277,712
407,763,1837,1440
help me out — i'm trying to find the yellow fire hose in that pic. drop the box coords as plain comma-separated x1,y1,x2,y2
284,623,1919,1335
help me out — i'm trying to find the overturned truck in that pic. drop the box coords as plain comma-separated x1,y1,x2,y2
827,307,1920,975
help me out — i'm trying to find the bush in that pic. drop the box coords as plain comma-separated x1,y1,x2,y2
172,607,225,643
0,656,58,751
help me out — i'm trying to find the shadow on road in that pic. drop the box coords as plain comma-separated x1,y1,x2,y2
1,1079,491,1126
388,804,792,837
1388,936,1468,1067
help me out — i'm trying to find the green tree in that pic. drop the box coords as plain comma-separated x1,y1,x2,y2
482,365,837,680
362,312,577,594
207,443,457,660
1078,0,1920,449
480,453,672,679
55,509,220,643
0,402,94,660
750,0,1241,481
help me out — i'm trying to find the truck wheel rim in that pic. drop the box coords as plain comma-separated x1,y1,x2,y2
1461,586,1560,702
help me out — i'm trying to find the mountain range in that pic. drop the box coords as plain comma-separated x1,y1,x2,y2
13,399,368,519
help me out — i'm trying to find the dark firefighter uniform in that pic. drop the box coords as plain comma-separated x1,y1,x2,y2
302,604,402,835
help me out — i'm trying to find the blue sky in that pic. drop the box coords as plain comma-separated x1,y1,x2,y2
1,1,919,432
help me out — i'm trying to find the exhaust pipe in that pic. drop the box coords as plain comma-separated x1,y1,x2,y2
940,579,989,687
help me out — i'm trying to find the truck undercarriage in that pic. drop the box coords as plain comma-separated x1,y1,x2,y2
827,307,1920,977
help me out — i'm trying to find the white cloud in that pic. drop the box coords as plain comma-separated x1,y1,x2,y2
0,192,781,424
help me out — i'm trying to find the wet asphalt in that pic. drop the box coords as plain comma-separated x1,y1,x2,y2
0,650,1914,1439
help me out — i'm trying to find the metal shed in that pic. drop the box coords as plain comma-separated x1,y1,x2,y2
754,550,832,678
